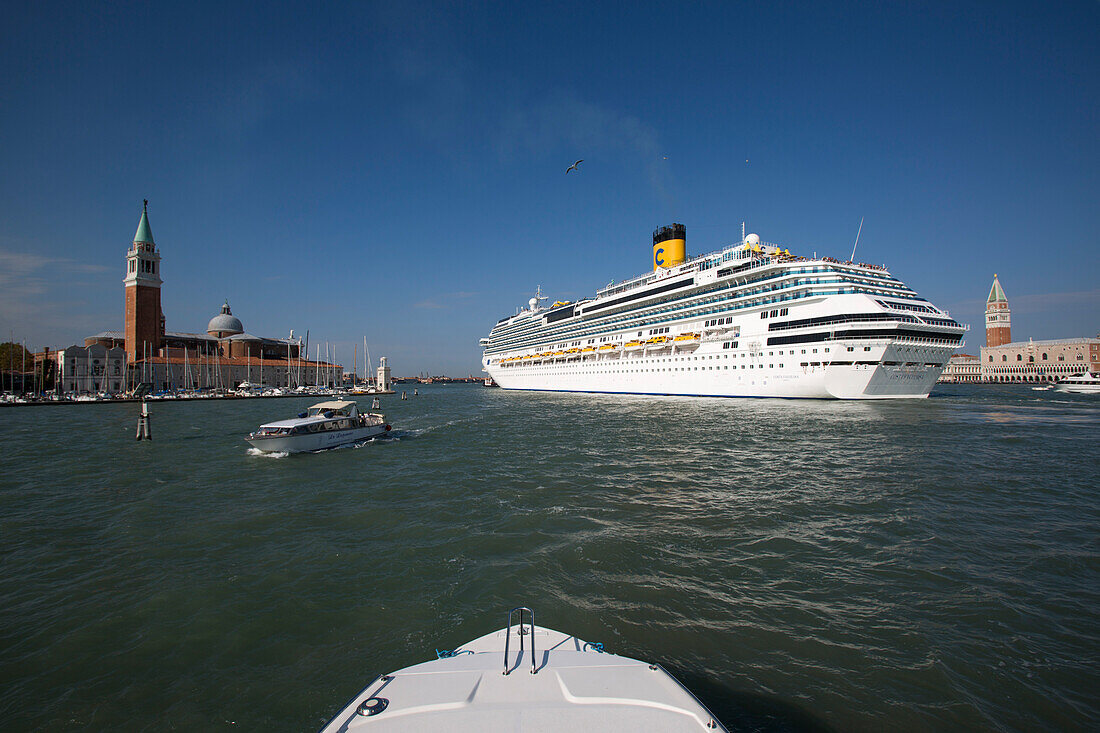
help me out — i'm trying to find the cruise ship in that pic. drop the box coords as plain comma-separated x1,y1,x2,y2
480,224,967,399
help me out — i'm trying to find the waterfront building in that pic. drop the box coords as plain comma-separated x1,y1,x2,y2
980,337,1099,383
69,201,340,393
976,272,1098,382
57,343,127,393
984,274,1011,348
938,353,981,383
123,352,341,392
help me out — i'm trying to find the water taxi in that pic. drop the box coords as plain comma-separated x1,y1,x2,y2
320,608,726,732
1054,372,1100,394
246,400,389,453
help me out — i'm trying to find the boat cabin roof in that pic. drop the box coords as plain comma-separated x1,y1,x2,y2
308,400,358,414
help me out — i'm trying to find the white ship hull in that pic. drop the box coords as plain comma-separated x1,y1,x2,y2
487,339,950,400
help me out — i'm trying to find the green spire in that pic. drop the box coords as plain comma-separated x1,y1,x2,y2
987,274,1007,304
134,199,155,244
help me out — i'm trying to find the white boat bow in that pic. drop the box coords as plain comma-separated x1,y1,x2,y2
321,608,726,732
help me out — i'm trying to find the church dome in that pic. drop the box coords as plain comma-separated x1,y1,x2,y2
207,301,243,336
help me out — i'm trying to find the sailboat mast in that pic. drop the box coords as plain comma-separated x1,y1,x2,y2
365,337,373,387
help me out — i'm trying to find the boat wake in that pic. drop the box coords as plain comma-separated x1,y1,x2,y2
247,447,289,459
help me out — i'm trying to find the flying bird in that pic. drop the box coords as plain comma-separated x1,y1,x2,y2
566,159,583,174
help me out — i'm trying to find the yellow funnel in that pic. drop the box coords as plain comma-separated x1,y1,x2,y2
652,223,687,270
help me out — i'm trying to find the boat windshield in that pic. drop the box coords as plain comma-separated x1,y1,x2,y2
307,407,348,416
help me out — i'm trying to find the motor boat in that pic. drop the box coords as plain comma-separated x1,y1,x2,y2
319,607,727,731
246,400,389,453
1054,372,1100,394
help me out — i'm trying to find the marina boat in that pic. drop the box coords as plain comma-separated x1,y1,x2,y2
246,400,389,453
480,223,968,399
1054,372,1100,394
320,607,727,732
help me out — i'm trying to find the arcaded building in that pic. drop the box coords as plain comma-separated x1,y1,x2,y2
939,353,981,383
981,338,1099,383
977,274,1099,382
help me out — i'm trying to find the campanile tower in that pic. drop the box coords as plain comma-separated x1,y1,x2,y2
985,273,1011,348
124,200,164,360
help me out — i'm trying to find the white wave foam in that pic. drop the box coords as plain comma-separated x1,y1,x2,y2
247,448,289,459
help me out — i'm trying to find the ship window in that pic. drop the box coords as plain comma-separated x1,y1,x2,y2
1078,354,1084,360
1028,355,1034,362
1059,355,1064,361
1002,355,1007,361
1042,353,1047,360
1017,354,1022,361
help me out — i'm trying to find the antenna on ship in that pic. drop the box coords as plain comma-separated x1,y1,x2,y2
529,285,548,311
850,216,864,262
741,221,745,244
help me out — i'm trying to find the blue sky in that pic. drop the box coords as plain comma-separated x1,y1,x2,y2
1,1,1097,374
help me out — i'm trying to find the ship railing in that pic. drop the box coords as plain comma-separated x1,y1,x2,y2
595,241,790,300
824,335,963,347
769,314,923,332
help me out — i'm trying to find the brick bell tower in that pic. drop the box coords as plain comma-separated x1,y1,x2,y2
985,273,1011,347
124,200,164,361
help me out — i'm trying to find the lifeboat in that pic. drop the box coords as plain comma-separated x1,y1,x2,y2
624,340,645,351
581,346,596,353
673,332,700,343
598,344,618,351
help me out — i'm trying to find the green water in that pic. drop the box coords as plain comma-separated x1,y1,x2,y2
1,384,1097,730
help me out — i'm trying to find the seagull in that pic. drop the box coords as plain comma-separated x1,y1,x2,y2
566,159,583,174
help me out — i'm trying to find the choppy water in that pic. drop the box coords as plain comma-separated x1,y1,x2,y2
1,384,1097,731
